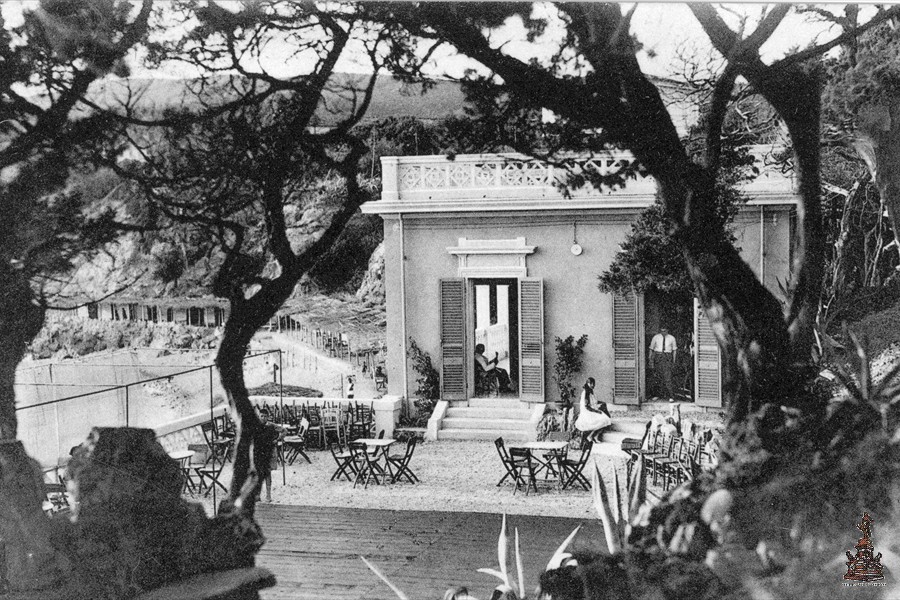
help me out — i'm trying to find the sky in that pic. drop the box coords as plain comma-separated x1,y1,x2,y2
0,2,888,81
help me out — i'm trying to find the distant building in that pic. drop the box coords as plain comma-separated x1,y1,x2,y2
46,296,228,327
362,148,796,411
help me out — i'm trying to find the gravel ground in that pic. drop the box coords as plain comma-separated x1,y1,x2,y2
189,440,628,520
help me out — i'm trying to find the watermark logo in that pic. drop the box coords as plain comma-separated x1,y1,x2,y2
843,512,884,583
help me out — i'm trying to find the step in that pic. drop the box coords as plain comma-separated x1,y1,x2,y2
599,431,636,446
436,429,533,442
445,407,533,420
441,417,532,431
467,398,529,409
606,421,648,436
591,441,629,460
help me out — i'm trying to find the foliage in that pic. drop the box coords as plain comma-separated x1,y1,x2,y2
599,116,755,298
552,335,588,407
407,338,440,400
535,411,562,442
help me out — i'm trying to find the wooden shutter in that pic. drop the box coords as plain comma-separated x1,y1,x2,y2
694,298,722,408
612,292,641,405
440,279,466,400
518,278,544,402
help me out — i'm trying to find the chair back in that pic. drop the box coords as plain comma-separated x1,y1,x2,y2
576,439,594,467
494,437,510,462
403,437,417,460
201,421,217,443
307,406,322,427
377,429,385,439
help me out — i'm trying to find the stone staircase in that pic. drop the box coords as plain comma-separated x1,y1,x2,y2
593,420,648,459
429,398,542,442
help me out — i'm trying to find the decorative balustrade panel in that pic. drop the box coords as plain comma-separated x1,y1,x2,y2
379,149,796,207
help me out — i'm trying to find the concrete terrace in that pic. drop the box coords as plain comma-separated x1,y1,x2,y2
255,504,605,600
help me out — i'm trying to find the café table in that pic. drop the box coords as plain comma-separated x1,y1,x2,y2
353,438,395,486
508,441,569,489
169,450,196,493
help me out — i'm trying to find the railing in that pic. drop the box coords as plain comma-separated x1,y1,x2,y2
378,146,796,205
16,350,282,471
265,314,387,384
475,323,510,361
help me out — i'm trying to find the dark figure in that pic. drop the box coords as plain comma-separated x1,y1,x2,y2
474,343,511,393
649,327,677,402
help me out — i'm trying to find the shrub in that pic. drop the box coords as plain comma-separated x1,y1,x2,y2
552,334,588,407
405,338,440,426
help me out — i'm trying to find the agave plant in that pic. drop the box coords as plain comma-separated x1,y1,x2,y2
590,455,647,554
362,513,582,600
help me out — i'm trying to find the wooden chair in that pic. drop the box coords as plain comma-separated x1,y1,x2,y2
201,421,233,465
283,419,311,465
374,366,387,391
651,436,683,488
305,406,325,449
387,438,419,484
329,442,357,482
322,406,344,446
561,439,594,490
349,441,386,489
494,437,518,487
474,360,499,397
508,448,538,495
195,459,227,497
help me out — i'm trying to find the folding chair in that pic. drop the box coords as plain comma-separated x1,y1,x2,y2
508,448,538,495
322,406,344,446
195,460,227,497
283,419,311,465
349,441,386,489
306,406,325,449
329,442,357,482
561,439,594,490
387,438,419,484
494,437,518,487
201,421,233,465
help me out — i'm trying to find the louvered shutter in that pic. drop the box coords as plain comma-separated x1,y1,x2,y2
440,279,466,400
612,292,640,405
518,278,544,402
694,298,722,408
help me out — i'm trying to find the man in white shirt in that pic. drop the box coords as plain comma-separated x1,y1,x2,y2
649,327,677,402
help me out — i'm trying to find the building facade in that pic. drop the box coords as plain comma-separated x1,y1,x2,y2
361,149,797,410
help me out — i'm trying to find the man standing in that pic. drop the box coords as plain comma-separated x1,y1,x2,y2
649,327,677,402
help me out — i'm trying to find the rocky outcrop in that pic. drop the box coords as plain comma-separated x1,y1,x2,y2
29,318,222,360
56,427,268,598
355,241,384,306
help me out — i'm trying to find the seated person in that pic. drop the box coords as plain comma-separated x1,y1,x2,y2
474,343,512,393
574,377,612,443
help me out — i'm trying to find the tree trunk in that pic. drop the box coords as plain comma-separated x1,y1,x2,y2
0,265,71,591
854,101,900,266
215,276,298,515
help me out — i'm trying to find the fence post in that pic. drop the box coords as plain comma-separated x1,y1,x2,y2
125,385,130,427
209,365,217,517
279,349,285,486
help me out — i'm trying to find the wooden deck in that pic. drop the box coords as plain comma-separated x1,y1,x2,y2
255,504,606,600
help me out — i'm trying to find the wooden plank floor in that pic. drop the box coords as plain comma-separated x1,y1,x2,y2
255,504,606,600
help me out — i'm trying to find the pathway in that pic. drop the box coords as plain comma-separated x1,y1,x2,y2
255,504,606,600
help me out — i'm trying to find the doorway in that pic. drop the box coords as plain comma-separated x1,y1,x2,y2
643,290,694,402
471,278,519,397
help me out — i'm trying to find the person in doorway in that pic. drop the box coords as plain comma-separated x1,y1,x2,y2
574,377,612,443
649,326,678,402
474,343,512,393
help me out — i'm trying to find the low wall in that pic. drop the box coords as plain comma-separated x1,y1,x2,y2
250,395,402,438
